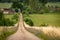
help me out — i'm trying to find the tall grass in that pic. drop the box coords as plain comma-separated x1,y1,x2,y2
0,30,12,40
25,13,60,27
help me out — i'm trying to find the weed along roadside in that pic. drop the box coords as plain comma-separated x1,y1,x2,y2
24,23,60,40
0,23,18,40
0,11,19,40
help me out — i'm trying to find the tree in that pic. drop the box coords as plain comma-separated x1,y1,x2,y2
23,0,29,5
24,18,34,26
29,0,41,12
0,11,4,20
15,8,19,12
0,11,4,26
12,13,18,21
12,2,23,12
0,11,14,26
39,0,48,6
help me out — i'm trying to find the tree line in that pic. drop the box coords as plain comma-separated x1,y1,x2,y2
0,0,23,2
0,0,60,3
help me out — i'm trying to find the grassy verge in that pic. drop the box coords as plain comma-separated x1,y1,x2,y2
36,32,60,40
0,29,16,40
0,13,19,40
26,27,60,40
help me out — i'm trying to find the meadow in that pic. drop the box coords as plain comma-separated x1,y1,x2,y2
4,13,19,24
24,13,60,27
4,14,13,20
0,3,12,8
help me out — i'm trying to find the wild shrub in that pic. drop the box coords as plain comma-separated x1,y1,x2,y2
24,18,34,26
40,23,48,26
12,13,19,21
0,11,15,26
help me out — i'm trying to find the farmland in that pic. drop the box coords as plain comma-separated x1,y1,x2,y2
0,3,12,8
4,14,13,20
4,13,19,24
24,13,60,27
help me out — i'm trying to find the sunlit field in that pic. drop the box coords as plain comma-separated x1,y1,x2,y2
25,13,60,27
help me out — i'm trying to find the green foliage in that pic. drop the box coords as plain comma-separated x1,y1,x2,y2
0,30,14,40
40,23,48,26
22,7,28,14
0,11,17,26
26,14,60,27
12,13,19,21
22,5,32,14
0,18,14,26
15,8,19,12
4,18,14,26
0,11,4,20
0,11,4,26
39,0,48,4
0,31,9,40
23,0,42,14
23,1,60,14
39,10,44,14
30,0,41,12
0,20,4,26
12,2,23,12
23,0,29,5
39,0,48,6
43,8,50,13
24,18,34,26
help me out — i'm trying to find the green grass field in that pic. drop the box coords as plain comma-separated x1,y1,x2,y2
4,14,13,20
0,3,12,8
4,13,19,24
25,13,60,27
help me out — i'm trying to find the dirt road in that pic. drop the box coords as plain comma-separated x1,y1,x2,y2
6,13,41,40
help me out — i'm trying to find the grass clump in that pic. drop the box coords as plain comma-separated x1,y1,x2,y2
0,30,14,40
40,23,48,26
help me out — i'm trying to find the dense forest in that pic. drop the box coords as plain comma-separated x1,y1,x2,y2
0,0,60,2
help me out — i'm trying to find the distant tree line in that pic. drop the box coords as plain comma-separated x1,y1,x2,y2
48,0,60,2
0,0,23,2
0,0,60,3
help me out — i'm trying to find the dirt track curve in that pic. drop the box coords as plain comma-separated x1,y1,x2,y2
6,13,41,40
